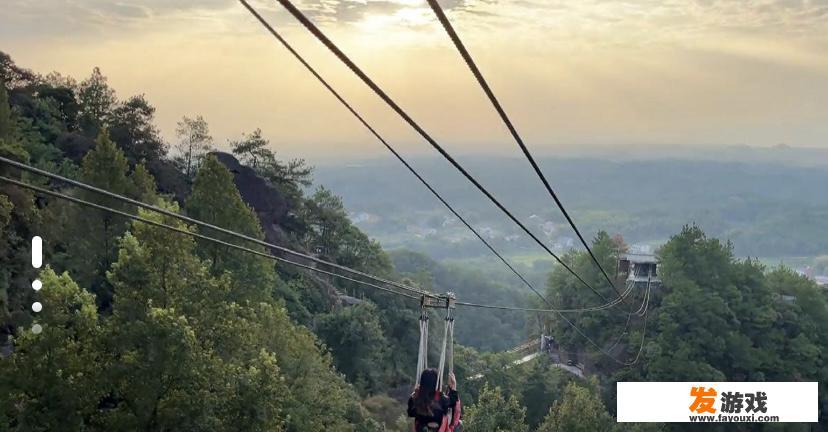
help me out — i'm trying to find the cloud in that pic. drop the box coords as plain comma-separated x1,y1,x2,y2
294,0,472,24
1,0,236,40
2,0,826,154
5,0,826,39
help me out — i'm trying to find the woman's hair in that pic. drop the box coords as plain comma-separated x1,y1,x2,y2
413,368,439,416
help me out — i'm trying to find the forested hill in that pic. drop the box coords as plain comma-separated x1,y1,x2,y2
0,51,426,430
314,156,828,259
2,52,827,431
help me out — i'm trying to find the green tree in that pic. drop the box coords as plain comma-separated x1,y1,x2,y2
35,78,80,130
77,67,116,135
109,94,167,165
520,360,571,428
537,382,613,432
643,226,737,381
63,129,133,305
231,128,272,170
464,384,528,432
174,115,213,180
106,208,371,431
230,128,313,207
0,51,37,89
0,98,36,327
185,155,274,303
304,186,392,276
544,231,629,368
130,163,158,203
80,129,131,196
103,209,290,431
0,79,29,164
317,302,390,393
764,267,828,422
0,268,105,431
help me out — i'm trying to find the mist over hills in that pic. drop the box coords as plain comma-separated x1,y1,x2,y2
314,152,828,261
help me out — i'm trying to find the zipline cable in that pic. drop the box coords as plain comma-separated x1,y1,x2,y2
0,175,422,301
239,0,622,310
425,0,624,303
0,156,433,299
246,1,647,363
269,0,612,304
606,281,648,352
2,175,647,364
0,156,634,314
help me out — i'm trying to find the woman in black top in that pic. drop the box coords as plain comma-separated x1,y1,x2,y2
407,368,460,432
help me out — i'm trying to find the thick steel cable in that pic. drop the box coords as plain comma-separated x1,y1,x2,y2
238,0,630,310
545,296,648,366
634,282,651,317
0,156,433,299
2,175,648,364
424,0,623,302
0,175,423,301
270,0,611,304
606,281,648,352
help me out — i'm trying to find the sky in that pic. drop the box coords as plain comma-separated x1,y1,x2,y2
2,0,827,159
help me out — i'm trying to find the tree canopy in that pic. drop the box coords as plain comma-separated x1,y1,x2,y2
1,51,827,432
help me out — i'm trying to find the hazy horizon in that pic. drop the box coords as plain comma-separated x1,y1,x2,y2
4,0,827,159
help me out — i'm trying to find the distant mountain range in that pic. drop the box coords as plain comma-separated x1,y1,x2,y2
313,151,828,260
529,143,828,167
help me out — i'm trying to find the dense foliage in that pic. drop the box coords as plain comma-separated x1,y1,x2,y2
0,53,392,431
543,226,828,430
1,52,826,432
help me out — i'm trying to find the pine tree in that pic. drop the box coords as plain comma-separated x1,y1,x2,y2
464,384,528,432
537,382,614,432
63,129,132,305
185,155,273,303
129,163,157,203
80,128,131,195
77,67,116,136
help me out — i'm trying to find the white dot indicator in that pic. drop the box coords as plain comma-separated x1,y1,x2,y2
32,236,43,269
31,302,42,313
32,324,42,334
32,279,42,291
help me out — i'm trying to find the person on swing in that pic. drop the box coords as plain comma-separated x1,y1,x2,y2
408,368,461,432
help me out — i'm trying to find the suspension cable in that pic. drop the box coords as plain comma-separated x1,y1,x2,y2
424,0,623,302
0,175,424,301
2,175,648,364
0,156,434,299
237,0,637,311
269,0,612,304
